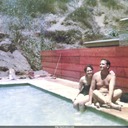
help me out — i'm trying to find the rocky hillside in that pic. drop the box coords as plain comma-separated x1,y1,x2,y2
0,0,128,75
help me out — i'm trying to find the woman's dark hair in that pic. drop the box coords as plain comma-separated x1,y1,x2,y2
84,64,93,72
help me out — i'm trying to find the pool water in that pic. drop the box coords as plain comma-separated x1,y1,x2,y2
0,85,127,126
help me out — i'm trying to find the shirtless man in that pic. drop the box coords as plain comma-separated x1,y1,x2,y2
86,59,122,110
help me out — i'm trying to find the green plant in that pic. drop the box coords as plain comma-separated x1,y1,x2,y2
19,37,42,70
44,30,82,44
67,7,92,28
101,0,123,10
86,0,98,7
0,0,69,17
104,15,109,25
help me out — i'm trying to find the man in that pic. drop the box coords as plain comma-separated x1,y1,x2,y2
86,59,122,111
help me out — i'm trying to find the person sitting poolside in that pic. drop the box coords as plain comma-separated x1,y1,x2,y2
73,64,94,112
86,59,122,111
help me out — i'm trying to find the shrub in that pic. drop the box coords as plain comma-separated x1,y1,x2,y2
101,0,123,10
0,0,69,17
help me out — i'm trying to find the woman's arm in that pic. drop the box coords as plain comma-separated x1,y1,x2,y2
73,76,85,101
85,74,96,105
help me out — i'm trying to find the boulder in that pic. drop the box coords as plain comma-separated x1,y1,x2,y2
0,38,16,52
0,50,31,76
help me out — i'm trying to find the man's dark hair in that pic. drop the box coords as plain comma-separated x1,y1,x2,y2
101,58,111,67
84,64,93,72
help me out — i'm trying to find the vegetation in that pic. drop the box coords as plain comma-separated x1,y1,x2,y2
85,0,98,7
101,0,123,10
67,7,92,28
0,0,69,17
44,30,82,44
0,0,127,70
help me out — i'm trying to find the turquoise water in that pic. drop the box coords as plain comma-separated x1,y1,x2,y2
0,85,127,126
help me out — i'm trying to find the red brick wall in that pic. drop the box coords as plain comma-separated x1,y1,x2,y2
41,46,128,92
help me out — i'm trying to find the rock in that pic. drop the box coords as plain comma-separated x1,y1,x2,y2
34,70,49,76
0,50,31,76
0,39,12,52
0,71,8,77
0,32,8,39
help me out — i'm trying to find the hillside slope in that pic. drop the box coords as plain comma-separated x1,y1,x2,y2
0,0,128,71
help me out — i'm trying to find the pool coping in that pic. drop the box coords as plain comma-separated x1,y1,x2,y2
0,76,128,125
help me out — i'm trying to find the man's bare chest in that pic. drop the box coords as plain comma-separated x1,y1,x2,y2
96,76,110,88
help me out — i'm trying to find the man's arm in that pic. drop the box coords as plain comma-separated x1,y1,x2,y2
110,70,116,76
107,75,116,104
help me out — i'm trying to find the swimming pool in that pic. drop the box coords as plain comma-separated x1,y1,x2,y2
0,84,127,126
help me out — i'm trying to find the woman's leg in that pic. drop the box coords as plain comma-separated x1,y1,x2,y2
73,94,89,111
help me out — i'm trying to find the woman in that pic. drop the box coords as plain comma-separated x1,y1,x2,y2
73,64,94,111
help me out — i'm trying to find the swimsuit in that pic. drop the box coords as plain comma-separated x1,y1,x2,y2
80,85,90,95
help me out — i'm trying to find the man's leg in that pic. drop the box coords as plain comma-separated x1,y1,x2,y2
93,89,122,111
112,89,123,102
109,102,122,111
93,90,106,104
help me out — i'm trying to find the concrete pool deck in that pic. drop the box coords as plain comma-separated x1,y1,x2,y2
0,75,128,123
